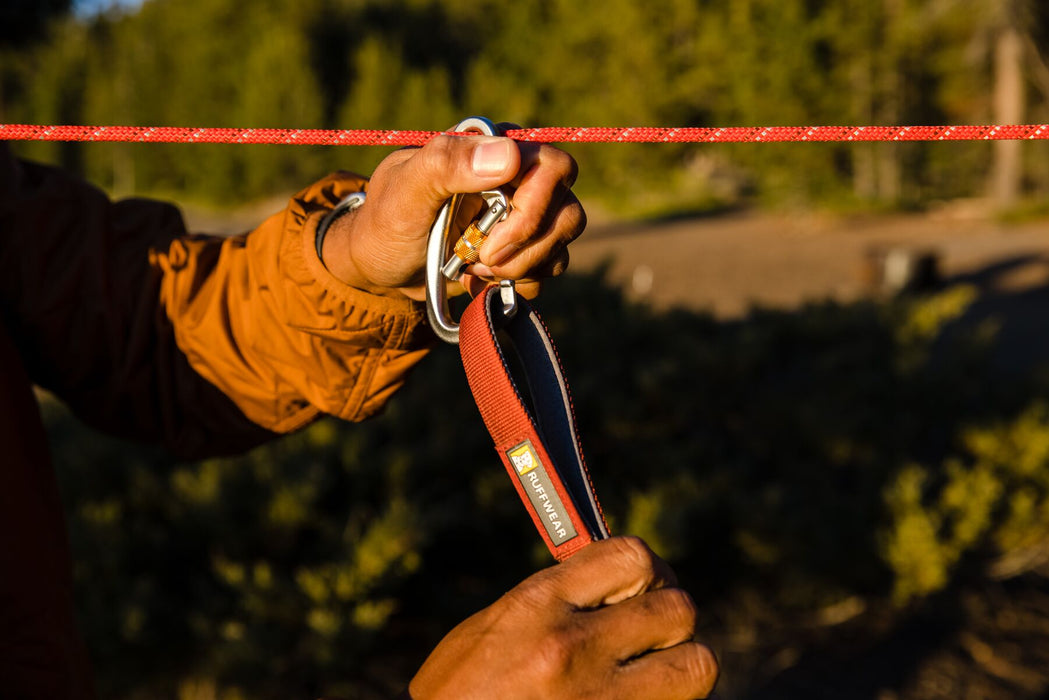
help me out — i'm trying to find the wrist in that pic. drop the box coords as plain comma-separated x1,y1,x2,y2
317,193,412,300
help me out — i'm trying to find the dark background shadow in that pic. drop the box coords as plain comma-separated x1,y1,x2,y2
45,264,1049,699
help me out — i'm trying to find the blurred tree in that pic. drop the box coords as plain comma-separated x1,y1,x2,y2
990,0,1028,208
0,0,71,124
0,0,71,47
465,0,722,210
6,0,1049,208
4,18,91,170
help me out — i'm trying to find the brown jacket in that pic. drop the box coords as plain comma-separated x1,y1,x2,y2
0,145,431,697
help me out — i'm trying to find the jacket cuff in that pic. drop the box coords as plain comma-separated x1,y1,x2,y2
267,174,433,428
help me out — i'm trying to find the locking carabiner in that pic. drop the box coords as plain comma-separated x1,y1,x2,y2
425,116,515,344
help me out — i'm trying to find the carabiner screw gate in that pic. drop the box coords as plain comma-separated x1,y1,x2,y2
440,191,510,281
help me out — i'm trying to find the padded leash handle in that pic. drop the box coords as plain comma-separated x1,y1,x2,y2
459,286,610,561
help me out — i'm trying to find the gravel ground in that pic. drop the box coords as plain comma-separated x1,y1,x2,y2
572,210,1049,317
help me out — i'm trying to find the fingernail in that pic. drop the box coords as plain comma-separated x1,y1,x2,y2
488,243,518,266
472,139,513,177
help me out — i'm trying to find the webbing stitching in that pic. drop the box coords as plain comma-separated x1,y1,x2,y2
523,306,609,535
481,289,539,432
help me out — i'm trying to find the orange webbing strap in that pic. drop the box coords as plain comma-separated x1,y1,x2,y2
458,286,610,561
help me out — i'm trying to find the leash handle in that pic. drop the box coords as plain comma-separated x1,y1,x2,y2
459,286,609,561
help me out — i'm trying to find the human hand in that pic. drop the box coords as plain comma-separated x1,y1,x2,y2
407,537,719,700
320,130,584,301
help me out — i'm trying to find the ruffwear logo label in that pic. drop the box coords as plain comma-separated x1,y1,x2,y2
506,440,578,544
509,443,538,475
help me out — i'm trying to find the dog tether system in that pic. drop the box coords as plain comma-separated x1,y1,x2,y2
425,117,610,561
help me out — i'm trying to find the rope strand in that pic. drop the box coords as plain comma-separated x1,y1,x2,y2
3,123,1049,146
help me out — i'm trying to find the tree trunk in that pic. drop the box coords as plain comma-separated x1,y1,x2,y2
992,24,1025,207
850,60,877,200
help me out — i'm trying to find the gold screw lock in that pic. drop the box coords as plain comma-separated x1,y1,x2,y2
440,193,510,281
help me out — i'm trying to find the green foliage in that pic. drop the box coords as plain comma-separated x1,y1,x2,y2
45,270,1049,697
880,398,1049,604
4,0,1049,209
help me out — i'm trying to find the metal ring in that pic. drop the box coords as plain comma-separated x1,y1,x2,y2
315,191,366,268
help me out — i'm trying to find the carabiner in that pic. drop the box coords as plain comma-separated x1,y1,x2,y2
425,116,515,344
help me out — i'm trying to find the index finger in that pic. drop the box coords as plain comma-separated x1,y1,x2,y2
617,642,720,700
543,537,678,609
479,143,580,264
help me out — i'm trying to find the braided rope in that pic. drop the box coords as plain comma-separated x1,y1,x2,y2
507,124,1049,143
3,123,1049,146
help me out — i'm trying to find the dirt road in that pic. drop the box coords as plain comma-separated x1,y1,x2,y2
571,210,1049,317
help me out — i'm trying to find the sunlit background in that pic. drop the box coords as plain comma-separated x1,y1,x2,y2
5,1,1049,698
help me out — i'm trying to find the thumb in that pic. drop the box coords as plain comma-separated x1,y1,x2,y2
393,134,520,209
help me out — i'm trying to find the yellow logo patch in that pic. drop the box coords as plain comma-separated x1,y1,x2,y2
508,443,539,475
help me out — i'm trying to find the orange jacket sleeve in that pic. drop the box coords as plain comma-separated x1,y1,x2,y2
0,146,431,457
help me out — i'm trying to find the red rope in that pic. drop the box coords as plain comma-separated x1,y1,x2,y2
2,123,1049,145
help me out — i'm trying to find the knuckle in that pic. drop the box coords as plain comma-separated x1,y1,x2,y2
615,533,649,552
420,135,460,178
561,201,587,240
542,144,580,185
655,588,698,628
503,568,559,611
610,535,659,571
533,620,588,680
632,588,699,649
683,643,720,697
564,152,580,186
